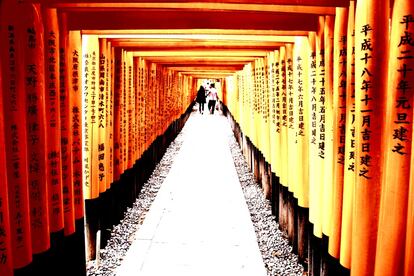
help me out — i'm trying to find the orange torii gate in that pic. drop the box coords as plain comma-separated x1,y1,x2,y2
1,1,414,276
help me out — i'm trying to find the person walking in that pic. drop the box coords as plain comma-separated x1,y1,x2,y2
196,85,206,114
207,83,218,114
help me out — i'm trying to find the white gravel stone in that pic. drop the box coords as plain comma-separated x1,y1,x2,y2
227,129,304,276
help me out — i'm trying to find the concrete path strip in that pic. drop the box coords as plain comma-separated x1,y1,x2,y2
116,111,267,276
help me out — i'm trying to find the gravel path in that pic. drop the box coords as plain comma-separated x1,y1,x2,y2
226,125,304,276
87,113,304,276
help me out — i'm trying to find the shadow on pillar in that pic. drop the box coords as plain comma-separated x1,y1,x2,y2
279,185,288,236
62,219,87,276
308,224,322,276
286,192,298,253
15,220,86,276
85,198,100,262
271,173,280,221
297,206,309,271
15,230,66,276
99,188,115,248
320,235,350,276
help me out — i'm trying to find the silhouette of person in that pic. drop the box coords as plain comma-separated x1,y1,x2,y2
207,83,218,114
196,85,206,114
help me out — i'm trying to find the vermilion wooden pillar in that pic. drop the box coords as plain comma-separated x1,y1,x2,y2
285,42,298,253
339,1,355,270
59,13,87,276
82,35,100,262
320,14,335,276
375,1,414,275
67,30,86,276
42,10,66,274
307,30,318,240
0,33,14,276
352,0,389,275
98,38,112,248
329,6,348,260
0,1,33,272
293,36,310,268
321,13,334,238
66,29,84,235
59,12,76,238
43,6,65,235
284,43,298,249
22,2,50,257
406,133,414,276
314,16,325,240
278,45,288,234
113,47,123,224
308,16,326,276
20,4,55,275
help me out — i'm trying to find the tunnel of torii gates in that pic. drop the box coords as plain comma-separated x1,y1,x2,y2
0,0,413,276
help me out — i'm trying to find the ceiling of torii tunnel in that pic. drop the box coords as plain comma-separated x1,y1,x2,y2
26,0,348,80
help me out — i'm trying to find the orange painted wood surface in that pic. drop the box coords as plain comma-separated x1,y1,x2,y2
106,40,114,189
82,35,100,200
68,30,84,219
307,31,318,229
126,52,135,169
294,37,310,208
0,1,33,268
121,50,127,173
24,3,51,251
279,46,288,187
59,12,76,236
313,16,325,238
0,31,14,276
406,135,414,276
328,7,348,258
43,7,64,233
33,0,350,7
286,43,297,194
113,48,123,182
107,41,114,189
66,10,319,31
98,38,109,194
351,0,389,275
374,1,414,275
322,14,334,237
271,50,281,177
339,0,355,269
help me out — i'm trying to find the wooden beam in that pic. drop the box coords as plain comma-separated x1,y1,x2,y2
141,56,256,62
131,50,269,57
182,72,234,75
172,71,239,75
67,10,318,31
52,3,336,15
154,60,250,66
88,34,298,42
26,0,350,8
170,67,241,72
119,46,282,51
83,29,309,36
110,39,285,50
182,73,235,78
166,65,244,70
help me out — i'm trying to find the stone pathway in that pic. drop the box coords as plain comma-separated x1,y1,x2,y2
116,110,267,276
